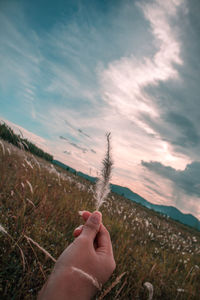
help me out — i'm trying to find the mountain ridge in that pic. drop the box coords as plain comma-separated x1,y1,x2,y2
53,160,200,231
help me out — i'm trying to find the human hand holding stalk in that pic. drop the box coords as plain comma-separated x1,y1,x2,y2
38,134,115,300
75,132,113,237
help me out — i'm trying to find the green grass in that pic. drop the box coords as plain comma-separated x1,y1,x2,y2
0,139,200,299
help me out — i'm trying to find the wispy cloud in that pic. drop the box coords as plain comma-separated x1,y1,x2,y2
63,150,71,155
100,0,184,122
78,129,91,138
0,5,41,114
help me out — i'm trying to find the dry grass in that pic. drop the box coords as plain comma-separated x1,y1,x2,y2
0,139,200,299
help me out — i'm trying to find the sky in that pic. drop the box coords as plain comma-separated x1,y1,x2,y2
0,0,200,219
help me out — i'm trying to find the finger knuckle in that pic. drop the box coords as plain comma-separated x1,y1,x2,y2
85,223,99,235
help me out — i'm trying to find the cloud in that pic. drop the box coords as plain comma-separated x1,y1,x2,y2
63,150,71,155
100,0,184,121
0,4,41,110
60,136,68,141
64,121,91,139
141,111,200,148
69,142,88,153
78,129,91,138
134,0,200,162
141,159,200,218
165,112,200,147
144,183,172,199
142,160,200,198
59,136,88,153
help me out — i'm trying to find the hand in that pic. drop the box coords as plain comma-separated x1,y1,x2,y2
38,211,116,300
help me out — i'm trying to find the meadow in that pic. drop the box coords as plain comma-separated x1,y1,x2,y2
0,139,200,299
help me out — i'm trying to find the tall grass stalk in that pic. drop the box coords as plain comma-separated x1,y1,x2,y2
0,140,5,155
98,272,126,300
95,133,113,210
24,235,56,263
0,224,26,271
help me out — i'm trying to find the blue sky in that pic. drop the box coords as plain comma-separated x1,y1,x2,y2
0,0,200,219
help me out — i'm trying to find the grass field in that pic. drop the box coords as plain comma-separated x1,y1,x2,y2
0,139,200,299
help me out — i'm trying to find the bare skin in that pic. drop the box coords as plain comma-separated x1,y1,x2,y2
38,211,116,300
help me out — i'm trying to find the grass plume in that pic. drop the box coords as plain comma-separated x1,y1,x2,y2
95,132,113,210
24,235,56,263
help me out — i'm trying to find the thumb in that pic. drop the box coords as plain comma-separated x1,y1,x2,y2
81,211,102,241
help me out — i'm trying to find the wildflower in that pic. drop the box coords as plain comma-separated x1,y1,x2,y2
177,288,184,292
192,236,197,242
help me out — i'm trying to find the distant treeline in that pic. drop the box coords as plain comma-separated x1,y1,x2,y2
0,122,53,162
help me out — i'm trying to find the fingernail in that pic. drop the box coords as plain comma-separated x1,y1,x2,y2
76,225,83,231
90,211,102,224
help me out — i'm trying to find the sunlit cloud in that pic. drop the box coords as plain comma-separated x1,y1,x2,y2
100,0,184,123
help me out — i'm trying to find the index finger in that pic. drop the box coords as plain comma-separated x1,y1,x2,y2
78,211,113,254
79,211,91,222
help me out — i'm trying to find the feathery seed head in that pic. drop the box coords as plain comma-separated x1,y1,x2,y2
95,132,113,210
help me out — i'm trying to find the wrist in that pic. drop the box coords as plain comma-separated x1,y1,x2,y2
38,267,99,300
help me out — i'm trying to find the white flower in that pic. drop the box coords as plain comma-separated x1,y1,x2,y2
177,288,184,292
